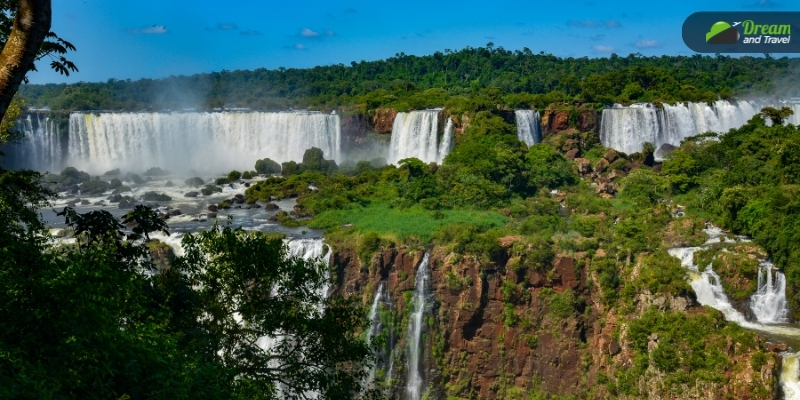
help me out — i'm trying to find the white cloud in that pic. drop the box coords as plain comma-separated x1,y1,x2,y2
294,43,306,50
592,45,615,53
127,25,167,34
300,28,320,37
634,39,663,48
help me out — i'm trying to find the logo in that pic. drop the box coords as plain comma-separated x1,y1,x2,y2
706,21,740,44
683,12,800,53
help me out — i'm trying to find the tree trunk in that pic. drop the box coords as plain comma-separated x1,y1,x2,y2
0,0,51,120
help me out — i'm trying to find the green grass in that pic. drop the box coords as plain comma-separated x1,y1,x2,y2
308,200,507,241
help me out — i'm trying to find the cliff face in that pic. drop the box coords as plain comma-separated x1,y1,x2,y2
330,242,781,399
540,108,598,137
340,113,371,153
373,108,398,134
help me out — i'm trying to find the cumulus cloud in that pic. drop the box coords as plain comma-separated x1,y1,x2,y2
217,23,239,30
127,25,167,34
240,30,261,36
592,44,615,53
633,39,663,48
300,28,320,37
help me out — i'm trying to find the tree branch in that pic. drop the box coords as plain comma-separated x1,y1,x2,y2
0,0,50,119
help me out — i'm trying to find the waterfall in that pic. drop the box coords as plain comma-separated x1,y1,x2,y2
2,114,63,171
366,283,385,387
515,110,541,146
8,111,341,174
286,238,331,302
255,238,330,399
669,226,800,399
782,352,800,400
406,253,431,400
599,100,761,155
389,110,452,165
368,283,384,344
751,260,789,323
437,118,454,164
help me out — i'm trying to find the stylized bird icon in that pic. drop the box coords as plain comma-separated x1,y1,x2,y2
732,22,741,27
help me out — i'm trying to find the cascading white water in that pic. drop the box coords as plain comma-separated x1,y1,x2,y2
389,110,452,165
515,110,541,146
406,253,431,400
2,114,63,171
669,226,800,398
600,100,761,155
365,283,385,386
256,238,330,399
33,111,343,174
286,238,331,302
751,260,789,323
368,283,384,343
437,118,454,164
782,352,800,400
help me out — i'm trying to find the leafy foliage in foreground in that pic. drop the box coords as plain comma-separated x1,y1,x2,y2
0,167,378,399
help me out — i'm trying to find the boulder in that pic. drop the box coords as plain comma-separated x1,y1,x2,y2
565,148,580,160
594,158,609,174
208,204,218,212
767,342,789,352
207,212,217,219
184,191,199,198
574,158,592,175
603,149,619,163
264,203,279,211
597,182,616,195
184,177,205,187
168,209,182,216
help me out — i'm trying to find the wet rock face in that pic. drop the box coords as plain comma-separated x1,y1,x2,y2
330,241,780,400
373,108,398,134
540,108,597,136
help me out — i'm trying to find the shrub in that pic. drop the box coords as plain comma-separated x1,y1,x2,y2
227,170,242,181
142,192,172,202
200,185,222,196
255,158,281,175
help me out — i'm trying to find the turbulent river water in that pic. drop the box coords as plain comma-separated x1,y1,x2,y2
668,226,800,399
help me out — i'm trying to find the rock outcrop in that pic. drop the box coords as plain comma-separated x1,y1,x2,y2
328,240,780,400
373,108,398,134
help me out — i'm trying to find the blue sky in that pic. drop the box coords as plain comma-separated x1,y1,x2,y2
28,0,797,84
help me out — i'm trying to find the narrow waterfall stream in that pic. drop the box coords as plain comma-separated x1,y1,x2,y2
668,226,800,399
783,353,800,399
406,253,431,400
366,283,384,386
515,109,541,146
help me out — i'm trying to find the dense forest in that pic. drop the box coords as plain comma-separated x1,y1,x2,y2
19,45,800,112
